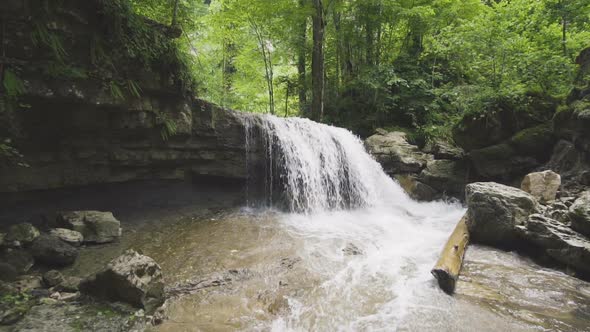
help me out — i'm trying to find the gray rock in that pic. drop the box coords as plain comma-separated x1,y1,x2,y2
0,249,34,274
30,235,78,267
418,159,468,197
0,233,5,247
0,263,17,282
13,275,43,292
569,191,590,237
342,243,363,256
423,140,464,160
466,182,539,246
521,170,561,203
80,250,164,313
49,228,84,246
517,214,590,275
365,131,432,175
5,223,40,246
469,143,538,180
58,211,122,243
394,175,438,201
54,276,82,293
42,270,64,287
0,307,26,325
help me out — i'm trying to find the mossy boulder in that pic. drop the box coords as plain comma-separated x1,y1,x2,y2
453,94,558,151
5,223,40,246
509,123,556,160
469,143,538,180
553,101,590,153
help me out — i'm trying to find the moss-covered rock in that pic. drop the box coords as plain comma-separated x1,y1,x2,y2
469,143,538,180
453,93,558,151
509,123,556,160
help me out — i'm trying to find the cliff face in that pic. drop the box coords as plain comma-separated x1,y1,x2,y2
0,0,256,192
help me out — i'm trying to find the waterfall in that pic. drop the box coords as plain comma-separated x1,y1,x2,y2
243,114,411,213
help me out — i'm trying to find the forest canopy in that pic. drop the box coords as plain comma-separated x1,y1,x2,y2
67,0,590,138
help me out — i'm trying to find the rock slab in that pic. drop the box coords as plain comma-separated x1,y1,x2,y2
465,182,539,246
569,191,590,237
365,131,432,175
58,211,122,243
81,250,164,313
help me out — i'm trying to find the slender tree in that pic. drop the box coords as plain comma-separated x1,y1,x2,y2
311,0,324,121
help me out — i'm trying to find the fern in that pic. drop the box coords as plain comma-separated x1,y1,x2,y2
127,79,142,98
31,21,67,62
109,81,125,100
155,112,178,141
3,70,25,97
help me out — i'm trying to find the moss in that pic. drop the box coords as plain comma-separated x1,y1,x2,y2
509,123,555,160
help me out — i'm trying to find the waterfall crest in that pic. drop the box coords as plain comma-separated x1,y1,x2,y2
243,114,410,213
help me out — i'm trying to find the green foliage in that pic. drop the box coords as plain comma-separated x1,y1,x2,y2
155,112,178,141
3,69,25,97
184,0,589,141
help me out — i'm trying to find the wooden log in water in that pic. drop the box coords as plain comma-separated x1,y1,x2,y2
431,213,470,294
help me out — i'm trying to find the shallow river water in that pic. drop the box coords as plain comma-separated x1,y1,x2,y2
4,114,590,331
58,205,590,332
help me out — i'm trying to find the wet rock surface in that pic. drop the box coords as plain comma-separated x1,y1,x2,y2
80,250,164,313
517,214,590,275
365,131,433,175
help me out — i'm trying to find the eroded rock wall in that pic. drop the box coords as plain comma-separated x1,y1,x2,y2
0,1,258,192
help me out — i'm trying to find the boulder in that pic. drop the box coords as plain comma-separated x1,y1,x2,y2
509,123,556,161
58,211,122,243
516,214,590,275
30,235,78,266
520,170,561,203
554,101,590,154
0,263,17,282
365,131,432,175
42,270,65,288
394,175,438,201
418,159,469,197
0,233,5,247
465,182,539,246
469,143,538,180
80,250,164,313
423,140,464,160
5,223,40,246
54,276,82,292
545,140,589,181
49,228,84,246
569,191,590,237
453,94,557,151
0,249,34,274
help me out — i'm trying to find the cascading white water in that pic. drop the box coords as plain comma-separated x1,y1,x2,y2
240,114,472,330
244,114,416,213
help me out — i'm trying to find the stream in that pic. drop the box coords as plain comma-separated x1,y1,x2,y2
2,115,590,331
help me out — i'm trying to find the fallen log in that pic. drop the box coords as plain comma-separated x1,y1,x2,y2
431,213,470,294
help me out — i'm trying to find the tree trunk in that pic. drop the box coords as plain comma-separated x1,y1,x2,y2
297,0,308,117
431,214,470,294
562,15,567,56
171,0,180,27
311,0,324,122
